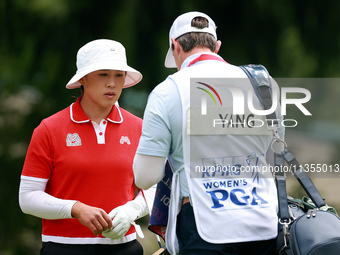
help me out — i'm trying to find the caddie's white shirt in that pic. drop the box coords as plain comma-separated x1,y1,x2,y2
137,63,189,198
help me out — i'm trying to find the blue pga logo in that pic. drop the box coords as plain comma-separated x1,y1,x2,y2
197,82,312,128
207,187,268,209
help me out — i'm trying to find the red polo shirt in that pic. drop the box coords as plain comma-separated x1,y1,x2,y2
21,98,142,244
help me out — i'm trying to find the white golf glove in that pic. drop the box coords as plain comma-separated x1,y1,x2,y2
102,191,148,239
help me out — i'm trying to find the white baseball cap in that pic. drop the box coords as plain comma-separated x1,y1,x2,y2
164,11,217,68
66,39,142,89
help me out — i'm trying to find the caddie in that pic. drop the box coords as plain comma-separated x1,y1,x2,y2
133,11,284,255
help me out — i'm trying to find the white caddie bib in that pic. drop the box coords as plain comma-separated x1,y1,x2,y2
166,55,278,253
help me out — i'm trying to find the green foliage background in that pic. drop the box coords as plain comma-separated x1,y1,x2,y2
1,0,340,254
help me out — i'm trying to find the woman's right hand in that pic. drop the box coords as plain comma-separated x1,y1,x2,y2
72,202,113,236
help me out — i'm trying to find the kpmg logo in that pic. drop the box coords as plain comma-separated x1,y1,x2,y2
194,79,311,129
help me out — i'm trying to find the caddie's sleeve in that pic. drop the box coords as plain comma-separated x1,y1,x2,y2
136,91,172,157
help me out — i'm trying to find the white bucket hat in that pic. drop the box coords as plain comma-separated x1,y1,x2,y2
66,39,142,89
164,11,217,68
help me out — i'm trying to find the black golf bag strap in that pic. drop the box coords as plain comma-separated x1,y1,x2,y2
240,64,326,212
274,152,290,221
239,64,278,124
282,148,326,208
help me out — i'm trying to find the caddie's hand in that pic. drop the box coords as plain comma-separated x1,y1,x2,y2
72,202,113,237
102,201,140,239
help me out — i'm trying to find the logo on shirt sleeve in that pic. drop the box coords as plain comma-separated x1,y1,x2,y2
66,133,82,146
120,136,131,145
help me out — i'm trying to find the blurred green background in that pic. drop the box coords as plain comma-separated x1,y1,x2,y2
1,0,340,254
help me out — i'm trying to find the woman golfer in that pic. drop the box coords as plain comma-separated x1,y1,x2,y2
19,39,153,255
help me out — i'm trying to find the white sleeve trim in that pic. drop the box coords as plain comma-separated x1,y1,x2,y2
19,176,77,219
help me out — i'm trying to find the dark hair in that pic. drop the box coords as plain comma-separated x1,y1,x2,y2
172,17,217,53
